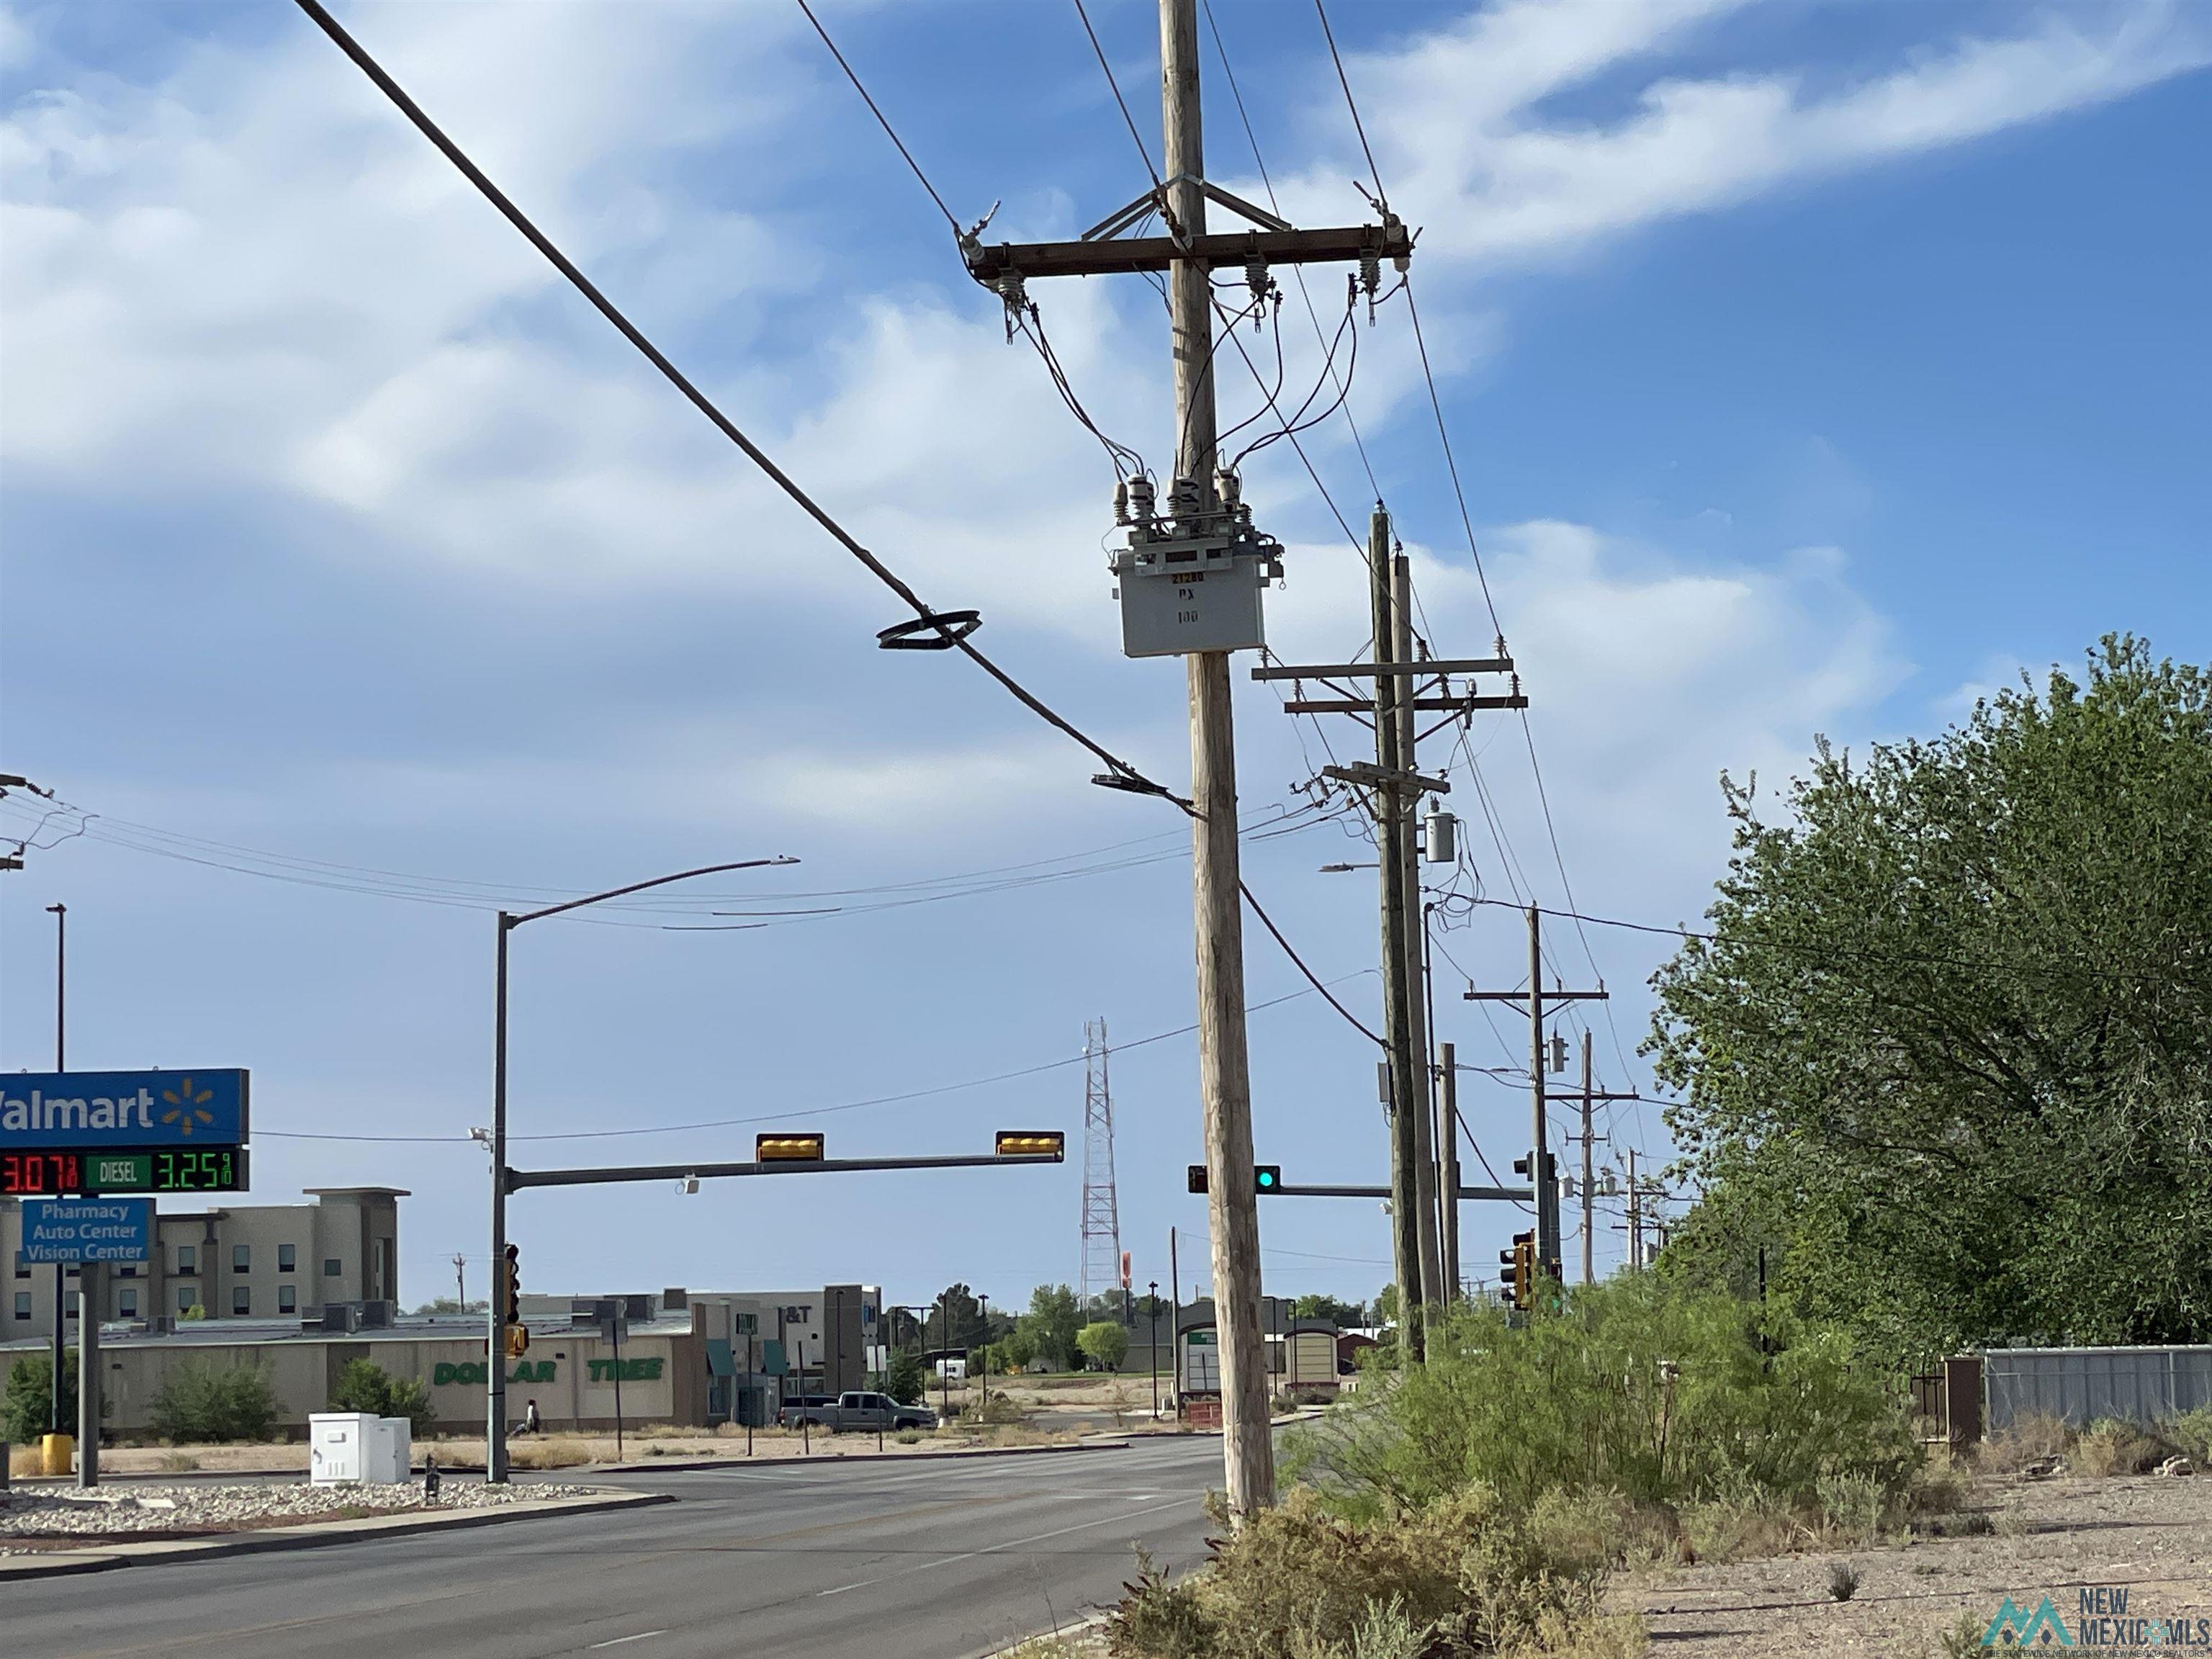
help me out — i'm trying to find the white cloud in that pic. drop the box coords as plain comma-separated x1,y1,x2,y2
1272,1,2211,267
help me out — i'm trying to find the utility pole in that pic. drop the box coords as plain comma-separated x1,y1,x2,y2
1465,905,1608,1295
1627,1148,1642,1270
1437,1040,1461,1300
963,0,1411,1511
1580,1033,1596,1286
1161,0,1271,1516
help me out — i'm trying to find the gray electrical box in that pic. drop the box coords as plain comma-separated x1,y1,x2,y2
1108,475,1282,659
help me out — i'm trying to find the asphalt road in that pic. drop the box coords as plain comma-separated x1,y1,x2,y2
6,1438,1227,1659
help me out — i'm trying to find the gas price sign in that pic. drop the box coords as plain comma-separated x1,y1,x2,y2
1,1146,249,1197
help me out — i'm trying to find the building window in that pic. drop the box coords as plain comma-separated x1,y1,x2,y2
278,1244,295,1273
279,1285,297,1315
120,1287,139,1318
233,1244,251,1273
324,1258,342,1277
232,1286,251,1316
178,1244,197,1274
12,1292,30,1321
176,1284,198,1314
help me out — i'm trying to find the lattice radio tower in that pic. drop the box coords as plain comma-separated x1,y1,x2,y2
1079,1017,1122,1307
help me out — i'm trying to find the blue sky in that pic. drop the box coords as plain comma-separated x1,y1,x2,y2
4,0,2206,1317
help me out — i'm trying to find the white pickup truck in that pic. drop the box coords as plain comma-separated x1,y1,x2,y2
778,1390,938,1433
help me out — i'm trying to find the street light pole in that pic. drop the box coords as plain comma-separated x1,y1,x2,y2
45,903,65,1442
487,856,796,1483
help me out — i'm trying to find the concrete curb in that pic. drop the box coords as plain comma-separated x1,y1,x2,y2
582,1438,1133,1476
0,1488,670,1581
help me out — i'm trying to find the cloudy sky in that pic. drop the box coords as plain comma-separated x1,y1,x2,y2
4,0,2206,1318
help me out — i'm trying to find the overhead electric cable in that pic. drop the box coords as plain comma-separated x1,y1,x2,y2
290,0,1174,803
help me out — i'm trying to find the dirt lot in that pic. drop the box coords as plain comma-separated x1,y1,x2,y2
1624,1472,2212,1655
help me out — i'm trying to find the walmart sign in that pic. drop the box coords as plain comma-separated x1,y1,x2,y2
0,1070,248,1148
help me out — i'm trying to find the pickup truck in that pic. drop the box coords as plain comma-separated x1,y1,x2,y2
779,1390,938,1433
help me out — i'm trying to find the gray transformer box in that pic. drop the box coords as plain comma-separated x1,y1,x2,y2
1110,532,1274,658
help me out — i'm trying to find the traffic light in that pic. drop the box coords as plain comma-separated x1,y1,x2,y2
757,1132,826,1162
1499,1231,1535,1309
1187,1164,1284,1194
994,1130,1066,1159
500,1242,520,1324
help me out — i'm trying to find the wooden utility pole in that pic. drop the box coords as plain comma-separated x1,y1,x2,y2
1581,1032,1596,1286
1369,509,1424,1354
1163,0,1272,1518
1437,1040,1462,1299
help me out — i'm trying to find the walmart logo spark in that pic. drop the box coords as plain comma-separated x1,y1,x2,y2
160,1078,216,1138
1984,1596,2075,1647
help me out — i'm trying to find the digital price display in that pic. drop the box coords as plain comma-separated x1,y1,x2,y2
0,1146,248,1197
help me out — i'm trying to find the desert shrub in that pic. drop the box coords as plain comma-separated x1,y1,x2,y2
1284,1274,1919,1523
150,1362,279,1444
328,1358,436,1438
1106,1485,1621,1659
2163,1407,2212,1462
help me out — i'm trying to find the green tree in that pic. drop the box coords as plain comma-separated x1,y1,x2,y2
1292,1294,1365,1328
1651,637,2212,1364
1022,1283,1083,1370
1076,1320,1130,1371
329,1357,435,1437
2,1351,78,1443
885,1348,927,1406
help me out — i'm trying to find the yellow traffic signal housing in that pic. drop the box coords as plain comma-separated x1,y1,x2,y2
756,1132,826,1162
994,1130,1066,1159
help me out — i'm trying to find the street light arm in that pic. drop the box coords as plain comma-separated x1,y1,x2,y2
506,856,799,927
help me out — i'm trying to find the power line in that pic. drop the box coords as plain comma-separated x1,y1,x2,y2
290,0,1174,804
797,0,961,233
1313,0,1385,209
252,974,1372,1144
1071,0,1163,190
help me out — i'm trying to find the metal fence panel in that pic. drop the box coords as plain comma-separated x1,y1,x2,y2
1984,1346,2212,1431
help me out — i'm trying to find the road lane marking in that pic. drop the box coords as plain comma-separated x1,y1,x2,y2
587,1634,666,1650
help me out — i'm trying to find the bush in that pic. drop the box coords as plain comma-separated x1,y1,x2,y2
2,1352,78,1444
1105,1487,1629,1659
328,1357,436,1438
149,1362,279,1444
1284,1274,1920,1524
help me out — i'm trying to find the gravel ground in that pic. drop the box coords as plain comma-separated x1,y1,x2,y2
1623,1472,2212,1655
0,1478,605,1551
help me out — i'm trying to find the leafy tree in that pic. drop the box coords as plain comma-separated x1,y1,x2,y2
1652,637,2212,1364
1076,1321,1130,1371
330,1357,435,1437
931,1283,987,1351
1021,1283,1083,1370
2,1351,77,1443
885,1348,927,1406
1292,1294,1365,1328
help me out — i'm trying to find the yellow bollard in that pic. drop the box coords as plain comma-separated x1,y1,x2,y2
42,1433,75,1477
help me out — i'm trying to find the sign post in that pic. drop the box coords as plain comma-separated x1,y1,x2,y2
22,1198,151,1489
